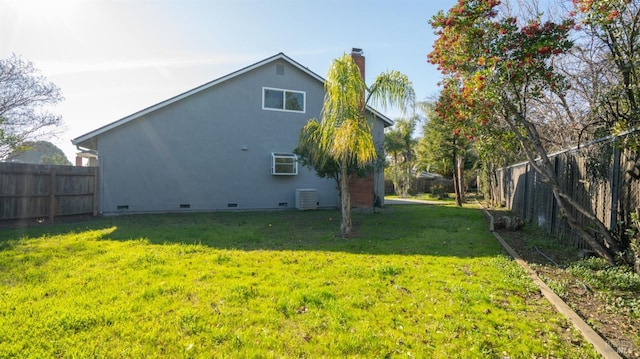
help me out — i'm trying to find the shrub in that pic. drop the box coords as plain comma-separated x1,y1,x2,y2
430,184,448,200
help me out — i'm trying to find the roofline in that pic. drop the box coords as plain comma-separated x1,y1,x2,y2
72,52,393,145
367,106,394,127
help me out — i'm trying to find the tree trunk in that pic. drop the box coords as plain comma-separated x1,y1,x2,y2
340,161,352,238
401,163,412,197
632,208,640,275
506,115,619,264
452,138,463,206
457,155,466,203
529,148,619,264
489,166,500,206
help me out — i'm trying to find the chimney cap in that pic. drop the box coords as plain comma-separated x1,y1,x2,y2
351,48,363,55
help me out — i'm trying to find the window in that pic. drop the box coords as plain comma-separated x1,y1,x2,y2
271,153,298,175
263,87,305,112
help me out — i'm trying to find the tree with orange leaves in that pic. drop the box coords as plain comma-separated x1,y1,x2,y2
429,0,622,264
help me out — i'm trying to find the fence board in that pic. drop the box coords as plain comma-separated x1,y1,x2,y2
492,134,640,250
0,162,98,221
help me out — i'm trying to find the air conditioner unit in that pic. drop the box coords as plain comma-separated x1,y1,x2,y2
295,189,317,210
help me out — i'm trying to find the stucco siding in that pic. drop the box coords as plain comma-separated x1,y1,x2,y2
96,59,339,214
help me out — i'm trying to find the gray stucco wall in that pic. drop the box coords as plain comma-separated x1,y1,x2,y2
93,58,387,214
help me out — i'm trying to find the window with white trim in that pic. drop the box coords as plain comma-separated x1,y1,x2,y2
263,87,305,113
271,153,298,175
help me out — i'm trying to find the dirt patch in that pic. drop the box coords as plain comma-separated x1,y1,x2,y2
488,210,640,359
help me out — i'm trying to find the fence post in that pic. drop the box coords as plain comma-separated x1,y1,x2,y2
49,168,56,222
550,156,559,235
522,163,529,220
609,142,621,231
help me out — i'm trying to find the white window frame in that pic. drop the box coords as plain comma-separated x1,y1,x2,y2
262,87,306,113
271,153,298,175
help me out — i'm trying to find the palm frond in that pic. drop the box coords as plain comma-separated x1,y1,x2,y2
322,54,366,126
331,117,376,167
367,70,416,115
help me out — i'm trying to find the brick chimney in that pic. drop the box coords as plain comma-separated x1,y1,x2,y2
348,47,375,209
350,48,365,82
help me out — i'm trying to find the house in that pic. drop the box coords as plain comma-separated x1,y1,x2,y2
71,49,392,215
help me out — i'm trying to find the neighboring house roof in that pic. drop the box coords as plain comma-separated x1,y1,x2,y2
72,52,394,149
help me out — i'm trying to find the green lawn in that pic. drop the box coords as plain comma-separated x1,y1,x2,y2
0,204,598,358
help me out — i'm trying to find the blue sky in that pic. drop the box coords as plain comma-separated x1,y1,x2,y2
1,0,458,160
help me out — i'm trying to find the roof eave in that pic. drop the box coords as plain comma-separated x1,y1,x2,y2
366,106,394,127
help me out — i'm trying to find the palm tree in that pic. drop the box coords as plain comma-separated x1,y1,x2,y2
299,53,415,237
384,117,418,197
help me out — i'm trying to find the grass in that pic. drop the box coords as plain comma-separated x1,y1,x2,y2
0,204,599,358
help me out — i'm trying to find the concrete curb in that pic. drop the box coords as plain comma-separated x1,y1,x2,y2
480,206,622,359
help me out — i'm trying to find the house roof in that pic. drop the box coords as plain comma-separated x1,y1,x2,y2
72,52,394,149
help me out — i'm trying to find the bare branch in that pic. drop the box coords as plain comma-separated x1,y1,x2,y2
0,54,64,158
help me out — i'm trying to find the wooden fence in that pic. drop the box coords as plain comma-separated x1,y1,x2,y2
491,133,640,249
0,162,98,221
